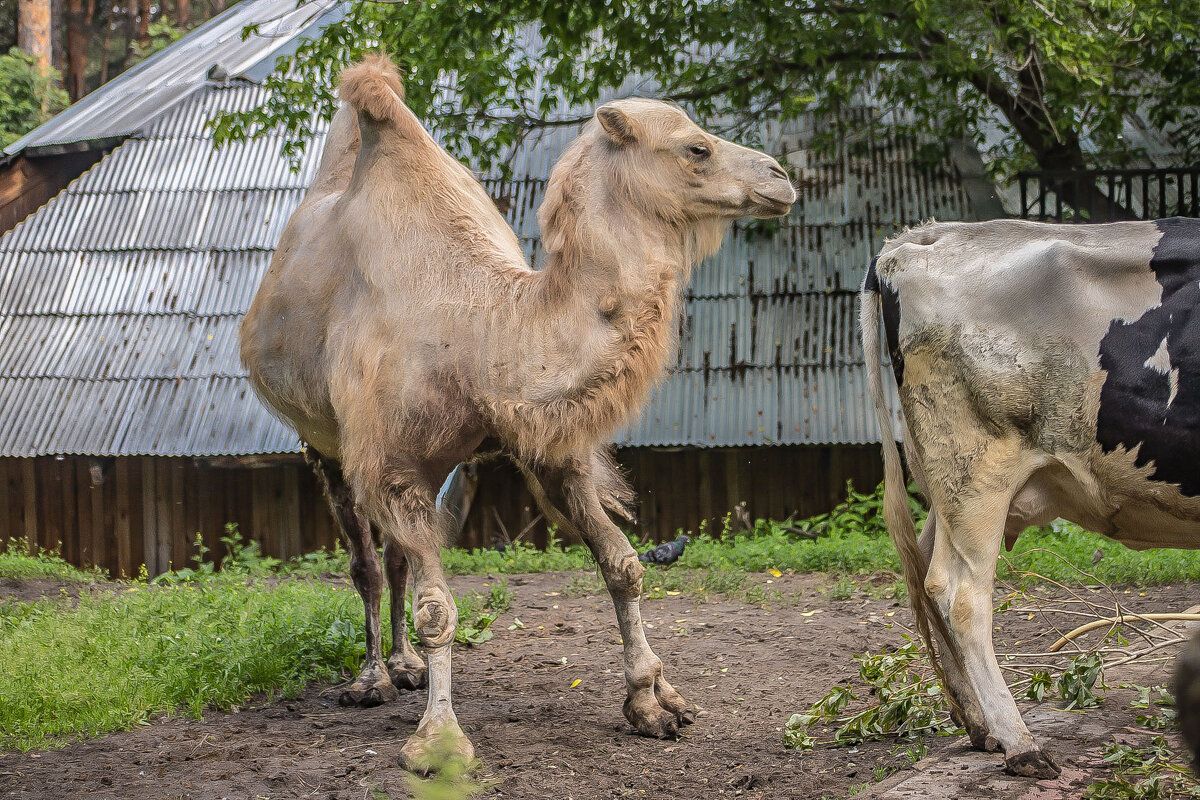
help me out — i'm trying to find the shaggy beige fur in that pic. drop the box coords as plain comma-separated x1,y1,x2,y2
241,54,795,771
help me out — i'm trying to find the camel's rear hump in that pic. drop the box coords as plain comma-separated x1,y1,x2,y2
338,55,407,125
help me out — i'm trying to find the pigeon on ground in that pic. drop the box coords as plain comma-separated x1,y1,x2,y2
638,534,690,565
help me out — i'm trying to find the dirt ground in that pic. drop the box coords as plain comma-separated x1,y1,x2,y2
0,571,1196,800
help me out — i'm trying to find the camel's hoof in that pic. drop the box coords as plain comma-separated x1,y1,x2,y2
388,661,428,691
1005,749,1061,779
623,695,682,739
338,672,399,708
399,726,475,775
655,690,696,727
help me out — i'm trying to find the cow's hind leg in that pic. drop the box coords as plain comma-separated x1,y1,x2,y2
311,456,398,708
382,538,428,690
919,510,993,751
520,454,694,738
925,489,1060,779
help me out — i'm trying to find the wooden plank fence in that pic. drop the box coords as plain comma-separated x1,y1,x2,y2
0,445,884,576
460,445,884,548
0,455,338,577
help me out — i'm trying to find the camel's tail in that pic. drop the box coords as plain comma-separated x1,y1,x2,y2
859,259,963,699
338,54,407,125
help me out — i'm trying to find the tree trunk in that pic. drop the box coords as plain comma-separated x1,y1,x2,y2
971,71,1135,221
1028,132,1135,222
122,0,135,69
177,0,190,28
136,0,150,42
99,12,112,84
17,0,52,72
64,0,89,101
50,0,63,72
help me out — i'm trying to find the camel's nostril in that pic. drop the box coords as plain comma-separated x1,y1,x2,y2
769,162,789,182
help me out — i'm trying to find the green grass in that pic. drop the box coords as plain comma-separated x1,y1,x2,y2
0,577,364,750
440,482,1200,589
0,540,105,582
0,536,510,751
1001,522,1200,585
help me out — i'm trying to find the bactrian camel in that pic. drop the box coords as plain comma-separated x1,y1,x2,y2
241,55,796,769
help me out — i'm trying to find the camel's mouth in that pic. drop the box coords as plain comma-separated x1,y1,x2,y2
747,189,794,218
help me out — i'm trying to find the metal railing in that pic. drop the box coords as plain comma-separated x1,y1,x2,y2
1017,168,1200,222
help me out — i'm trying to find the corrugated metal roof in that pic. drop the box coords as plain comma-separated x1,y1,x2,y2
4,0,343,156
0,12,979,457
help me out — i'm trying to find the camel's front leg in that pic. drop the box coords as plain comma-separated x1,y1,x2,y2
367,470,473,773
521,456,695,738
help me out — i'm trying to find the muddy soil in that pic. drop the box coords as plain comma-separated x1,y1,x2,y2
0,572,1196,800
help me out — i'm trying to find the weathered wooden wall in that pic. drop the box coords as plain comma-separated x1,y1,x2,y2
0,455,337,577
0,150,107,234
0,445,883,575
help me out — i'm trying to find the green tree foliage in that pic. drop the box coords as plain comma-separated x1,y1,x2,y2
0,48,68,148
212,0,1200,179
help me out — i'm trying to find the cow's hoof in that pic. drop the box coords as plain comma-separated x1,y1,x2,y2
1005,749,1061,779
399,723,475,775
338,664,399,708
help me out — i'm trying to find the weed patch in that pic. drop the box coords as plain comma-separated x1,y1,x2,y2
0,541,511,751
0,540,104,582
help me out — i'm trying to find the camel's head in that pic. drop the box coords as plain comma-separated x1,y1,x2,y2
589,98,797,223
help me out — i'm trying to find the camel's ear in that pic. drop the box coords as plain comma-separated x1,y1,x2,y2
596,105,640,146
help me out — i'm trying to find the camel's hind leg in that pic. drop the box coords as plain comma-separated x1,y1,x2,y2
520,453,695,738
382,538,428,690
309,453,398,708
363,463,472,773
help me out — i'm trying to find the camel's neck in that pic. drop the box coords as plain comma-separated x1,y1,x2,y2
488,183,707,462
541,199,692,314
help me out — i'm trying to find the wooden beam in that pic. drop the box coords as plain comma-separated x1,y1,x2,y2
114,458,132,578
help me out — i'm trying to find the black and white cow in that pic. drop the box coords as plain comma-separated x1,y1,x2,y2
860,217,1200,778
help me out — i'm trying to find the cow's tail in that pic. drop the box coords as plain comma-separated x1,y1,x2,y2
859,259,963,702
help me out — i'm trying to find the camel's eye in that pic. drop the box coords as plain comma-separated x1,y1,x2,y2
687,143,711,160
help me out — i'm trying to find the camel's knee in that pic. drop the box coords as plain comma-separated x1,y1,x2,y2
603,552,644,599
348,550,383,596
413,584,457,649
349,549,380,581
